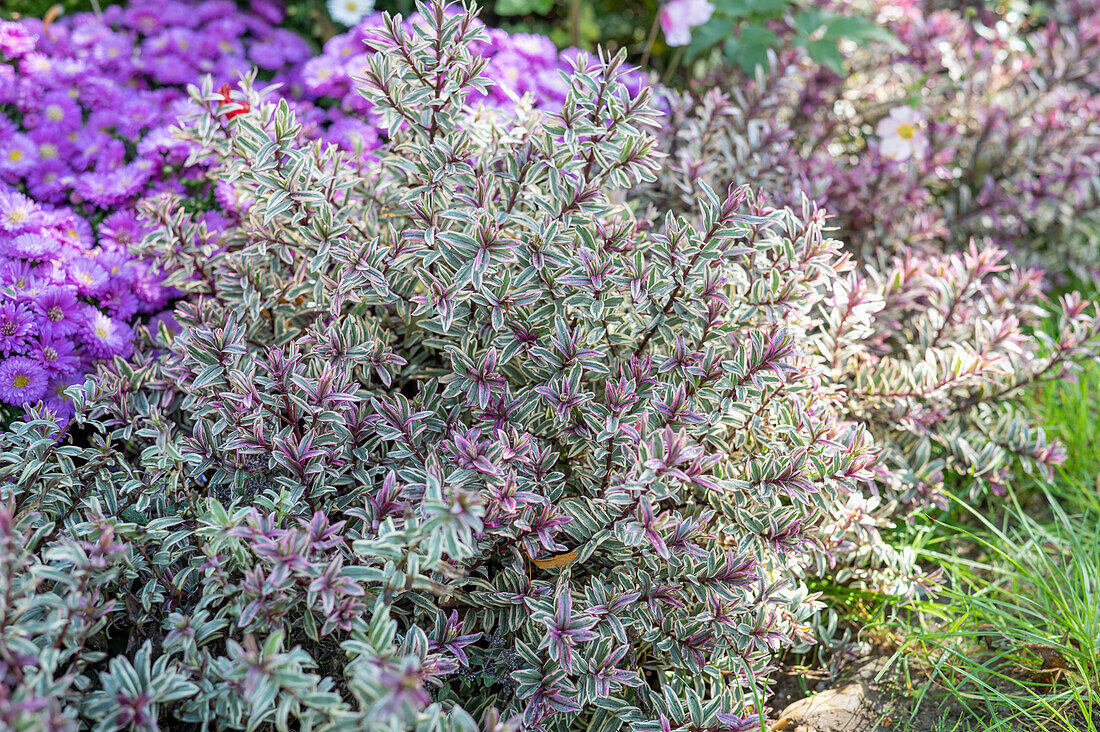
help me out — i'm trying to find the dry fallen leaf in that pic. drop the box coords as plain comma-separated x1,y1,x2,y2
528,550,579,569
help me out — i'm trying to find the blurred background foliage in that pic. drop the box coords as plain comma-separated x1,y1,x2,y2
3,0,1042,89
3,0,900,84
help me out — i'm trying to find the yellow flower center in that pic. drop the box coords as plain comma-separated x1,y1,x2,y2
46,104,65,122
896,123,915,140
7,210,27,224
39,143,58,159
7,150,23,162
95,324,110,339
12,374,29,389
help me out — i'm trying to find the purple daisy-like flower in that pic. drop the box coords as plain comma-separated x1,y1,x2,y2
0,20,38,58
1,259,40,290
78,308,133,359
509,33,558,64
67,258,108,296
8,233,58,261
98,280,140,321
29,126,71,164
0,133,37,178
326,117,380,154
0,302,34,356
0,355,49,405
43,210,92,250
72,131,122,173
25,160,71,203
130,261,171,309
247,40,284,70
301,55,347,97
29,335,80,375
136,126,191,165
99,211,149,251
34,286,82,338
45,372,81,422
0,191,40,233
26,92,82,134
93,33,134,66
98,250,135,281
486,51,533,103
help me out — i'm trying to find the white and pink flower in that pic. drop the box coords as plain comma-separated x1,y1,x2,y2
876,106,929,161
660,0,716,47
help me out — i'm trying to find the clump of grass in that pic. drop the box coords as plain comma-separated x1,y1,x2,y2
894,489,1100,732
1031,363,1100,514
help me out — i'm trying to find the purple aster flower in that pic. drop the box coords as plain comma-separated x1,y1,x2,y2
72,131,124,173
210,34,244,58
196,0,237,23
248,40,285,70
0,66,14,105
250,0,285,24
274,29,312,64
0,302,34,355
0,356,49,405
67,258,108,296
0,191,38,233
123,4,166,34
1,259,41,290
206,16,248,42
33,286,82,339
509,33,558,64
98,250,135,282
18,52,55,79
99,211,149,251
326,117,379,153
98,280,140,321
145,53,198,85
115,101,162,139
486,51,533,103
214,180,250,216
0,133,37,179
43,210,92,249
214,53,252,81
0,21,38,58
136,127,191,165
29,335,79,375
145,309,180,337
28,126,70,165
25,92,82,134
45,372,81,421
7,233,58,261
322,33,361,61
534,68,570,106
78,308,132,359
93,33,134,66
301,56,347,97
25,160,71,204
85,110,120,137
76,76,127,112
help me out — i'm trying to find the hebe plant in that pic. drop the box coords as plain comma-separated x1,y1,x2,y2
815,245,1100,507
645,3,1100,507
0,3,878,729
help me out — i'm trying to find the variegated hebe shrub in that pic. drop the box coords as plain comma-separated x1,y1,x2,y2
0,4,881,730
